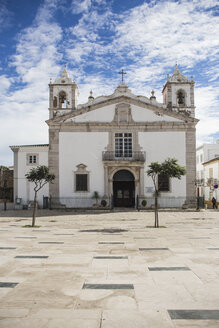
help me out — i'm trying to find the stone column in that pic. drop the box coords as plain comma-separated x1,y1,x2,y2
109,178,113,198
104,165,108,197
139,166,145,196
48,127,60,200
186,126,196,206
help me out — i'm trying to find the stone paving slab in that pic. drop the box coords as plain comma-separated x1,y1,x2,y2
0,209,219,326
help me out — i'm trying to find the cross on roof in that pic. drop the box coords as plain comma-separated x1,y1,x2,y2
118,69,127,83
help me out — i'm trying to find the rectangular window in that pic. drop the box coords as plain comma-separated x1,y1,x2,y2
76,174,88,191
115,133,132,158
27,154,38,165
158,174,170,192
29,155,37,164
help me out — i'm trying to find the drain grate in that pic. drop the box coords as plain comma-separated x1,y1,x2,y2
0,282,18,288
0,247,16,250
93,256,128,259
15,255,49,259
83,283,134,290
168,309,219,320
80,229,128,233
98,242,124,244
139,248,169,251
149,267,190,271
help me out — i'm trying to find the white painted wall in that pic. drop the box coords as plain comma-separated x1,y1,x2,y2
139,131,186,198
14,146,48,207
59,132,108,206
70,105,114,122
131,105,181,122
68,103,181,123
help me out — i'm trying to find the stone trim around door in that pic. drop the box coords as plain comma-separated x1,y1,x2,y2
103,163,145,199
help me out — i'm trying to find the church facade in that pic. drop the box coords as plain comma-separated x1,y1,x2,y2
11,65,198,209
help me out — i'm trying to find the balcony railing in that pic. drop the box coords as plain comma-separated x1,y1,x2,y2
102,151,146,162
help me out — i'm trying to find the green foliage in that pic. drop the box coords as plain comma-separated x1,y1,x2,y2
25,165,55,192
25,166,55,227
0,166,9,171
141,199,147,207
160,158,186,179
92,191,100,204
101,199,107,207
147,158,186,191
147,158,186,228
92,191,100,199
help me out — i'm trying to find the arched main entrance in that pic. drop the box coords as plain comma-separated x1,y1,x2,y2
113,170,135,207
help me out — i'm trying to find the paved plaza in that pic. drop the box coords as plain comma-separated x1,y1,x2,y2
0,209,219,327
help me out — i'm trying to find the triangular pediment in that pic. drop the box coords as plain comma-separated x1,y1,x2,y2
46,93,197,126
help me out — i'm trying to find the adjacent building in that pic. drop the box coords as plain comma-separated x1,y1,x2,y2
196,140,219,201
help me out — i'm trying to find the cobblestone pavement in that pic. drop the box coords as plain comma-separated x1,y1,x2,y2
0,209,219,327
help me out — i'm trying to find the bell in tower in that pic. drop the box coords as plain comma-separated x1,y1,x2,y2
48,67,79,119
162,64,195,117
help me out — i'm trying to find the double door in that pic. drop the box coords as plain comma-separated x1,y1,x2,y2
113,181,135,207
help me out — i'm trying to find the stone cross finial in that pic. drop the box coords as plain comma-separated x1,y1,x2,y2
118,69,127,83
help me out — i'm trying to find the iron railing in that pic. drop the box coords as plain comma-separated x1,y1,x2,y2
102,151,146,162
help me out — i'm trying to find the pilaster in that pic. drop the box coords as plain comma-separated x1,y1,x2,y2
48,127,60,199
140,166,145,196
49,85,53,109
190,83,194,106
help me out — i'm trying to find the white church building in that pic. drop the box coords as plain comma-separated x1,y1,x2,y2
10,65,198,209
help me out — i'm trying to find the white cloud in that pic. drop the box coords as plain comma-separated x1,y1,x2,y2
113,0,219,68
195,85,219,144
0,75,12,95
0,2,13,32
71,0,92,14
0,0,64,165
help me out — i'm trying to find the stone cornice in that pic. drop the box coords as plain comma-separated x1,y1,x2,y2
47,121,197,133
46,95,198,126
162,80,195,93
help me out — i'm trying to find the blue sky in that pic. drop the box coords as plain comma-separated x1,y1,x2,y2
0,0,219,166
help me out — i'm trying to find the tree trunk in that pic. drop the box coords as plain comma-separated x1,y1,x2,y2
32,191,37,227
154,191,159,228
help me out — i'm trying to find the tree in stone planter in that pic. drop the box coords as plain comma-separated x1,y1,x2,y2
25,166,55,227
92,191,100,205
147,158,186,228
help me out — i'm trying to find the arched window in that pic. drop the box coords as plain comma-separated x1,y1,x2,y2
59,91,67,108
177,90,185,106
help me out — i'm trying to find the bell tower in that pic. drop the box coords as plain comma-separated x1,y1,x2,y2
162,64,195,117
49,67,79,119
